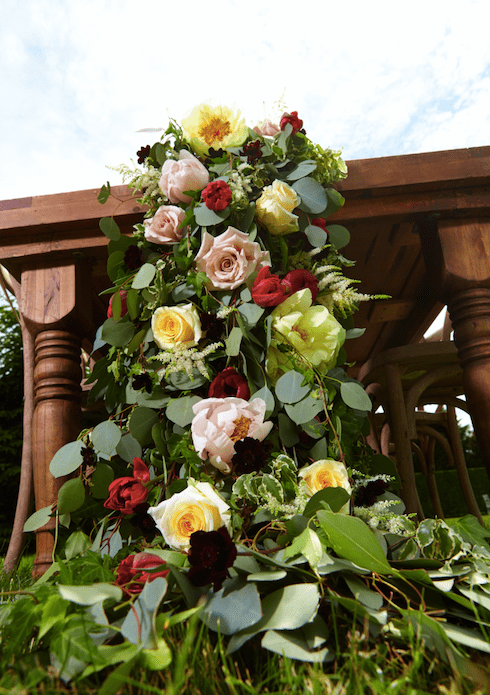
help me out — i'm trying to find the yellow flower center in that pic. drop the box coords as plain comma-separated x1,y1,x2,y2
158,313,193,344
316,470,342,489
230,416,252,442
198,115,232,145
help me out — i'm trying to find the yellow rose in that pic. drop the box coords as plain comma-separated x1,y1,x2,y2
255,180,301,236
182,102,249,157
152,304,202,350
299,459,351,513
148,482,232,551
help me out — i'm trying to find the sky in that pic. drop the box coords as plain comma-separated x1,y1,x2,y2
1,0,490,201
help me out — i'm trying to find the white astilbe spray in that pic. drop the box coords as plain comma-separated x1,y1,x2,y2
354,501,414,535
154,342,223,381
108,162,165,206
314,264,372,318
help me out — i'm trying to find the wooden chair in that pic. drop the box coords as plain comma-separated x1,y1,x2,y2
358,325,483,524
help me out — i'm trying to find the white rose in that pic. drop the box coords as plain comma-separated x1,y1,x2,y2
299,459,351,513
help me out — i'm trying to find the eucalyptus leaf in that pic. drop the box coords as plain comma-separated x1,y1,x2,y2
166,396,202,428
202,580,262,635
107,252,125,282
286,160,317,180
172,283,196,302
194,203,229,226
121,577,168,648
340,381,372,412
92,420,122,455
285,395,324,424
49,440,84,478
129,406,159,445
238,302,265,328
275,370,311,404
132,263,156,289
116,433,143,462
91,463,115,499
261,629,331,663
327,224,351,250
250,385,275,418
99,217,120,241
305,224,327,248
23,505,52,532
59,583,123,606
278,413,300,447
292,177,327,214
57,478,86,515
226,326,243,357
101,317,136,347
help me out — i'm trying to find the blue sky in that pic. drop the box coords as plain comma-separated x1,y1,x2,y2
1,0,490,200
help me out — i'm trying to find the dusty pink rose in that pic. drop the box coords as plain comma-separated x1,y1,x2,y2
159,150,209,204
144,205,187,244
253,120,280,137
191,397,273,474
195,227,270,290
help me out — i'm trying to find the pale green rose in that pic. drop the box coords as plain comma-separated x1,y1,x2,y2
255,180,301,236
269,289,345,374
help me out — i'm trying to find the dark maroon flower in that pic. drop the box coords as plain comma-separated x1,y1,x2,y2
116,552,169,595
208,367,250,400
208,147,224,159
354,479,389,507
104,457,150,516
201,180,233,212
132,373,152,393
187,527,237,592
136,145,151,165
107,290,128,319
240,139,263,164
311,218,327,232
251,266,290,307
232,437,270,475
282,269,319,303
200,312,225,342
280,111,304,135
124,245,143,270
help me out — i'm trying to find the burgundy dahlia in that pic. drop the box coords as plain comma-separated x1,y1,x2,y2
232,437,270,475
240,139,263,164
136,145,151,164
354,479,389,507
124,244,143,270
188,527,237,592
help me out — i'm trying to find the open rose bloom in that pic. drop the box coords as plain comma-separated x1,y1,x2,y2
299,459,352,514
191,397,273,473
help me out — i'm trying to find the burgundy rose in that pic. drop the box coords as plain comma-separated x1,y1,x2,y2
251,266,290,307
107,290,128,319
188,527,237,592
232,437,271,475
312,218,327,232
104,457,150,516
208,367,250,400
280,111,304,135
124,244,143,270
116,552,169,594
282,269,319,303
201,180,233,212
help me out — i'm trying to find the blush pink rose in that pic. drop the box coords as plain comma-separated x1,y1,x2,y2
253,120,280,137
159,150,209,204
191,397,273,474
195,227,270,291
144,205,187,244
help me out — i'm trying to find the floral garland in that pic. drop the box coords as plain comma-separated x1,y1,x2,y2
15,102,490,681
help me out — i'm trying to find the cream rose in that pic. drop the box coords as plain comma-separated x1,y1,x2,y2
268,288,345,375
148,482,232,551
255,180,301,236
299,459,351,513
159,150,209,204
191,397,273,474
152,304,202,350
144,205,187,244
195,227,270,291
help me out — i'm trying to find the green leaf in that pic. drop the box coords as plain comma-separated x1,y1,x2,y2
91,463,115,498
129,406,159,445
327,224,350,250
303,487,351,517
246,571,287,582
92,420,122,455
202,580,262,635
194,203,230,226
445,514,490,552
59,583,123,605
99,217,120,241
317,510,392,574
39,594,69,639
64,530,91,561
340,381,372,412
49,440,84,477
324,188,345,216
286,160,317,180
226,326,243,357
250,385,275,418
121,577,168,648
166,396,202,428
116,433,142,463
344,574,384,610
261,629,331,663
278,413,300,447
107,252,125,282
292,177,327,214
127,329,146,355
57,478,85,514
285,395,324,424
283,527,323,568
305,224,327,248
275,370,311,404
126,289,140,320
132,263,156,289
237,302,265,328
23,505,52,532
139,638,172,671
101,317,136,347
98,182,111,204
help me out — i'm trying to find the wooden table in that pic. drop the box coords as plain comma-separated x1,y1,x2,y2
1,146,490,572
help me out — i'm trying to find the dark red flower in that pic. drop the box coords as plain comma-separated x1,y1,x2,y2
124,245,143,270
232,437,270,475
136,145,151,165
280,111,304,135
107,290,128,319
116,552,169,594
201,180,233,212
188,527,237,592
240,139,263,164
251,266,290,307
354,479,389,507
200,312,225,342
311,218,327,232
208,367,250,400
132,373,152,393
282,269,319,303
104,457,150,516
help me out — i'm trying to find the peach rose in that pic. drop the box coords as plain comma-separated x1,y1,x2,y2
191,397,273,474
253,120,280,137
299,459,351,513
159,150,209,204
144,205,187,244
152,304,202,350
195,227,270,291
148,482,232,551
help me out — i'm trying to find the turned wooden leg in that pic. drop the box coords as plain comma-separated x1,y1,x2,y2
449,288,490,480
32,330,82,575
